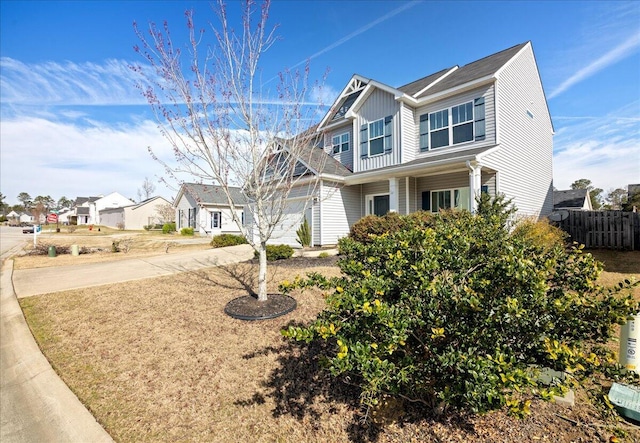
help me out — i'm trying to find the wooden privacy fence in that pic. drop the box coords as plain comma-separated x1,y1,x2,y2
554,210,640,250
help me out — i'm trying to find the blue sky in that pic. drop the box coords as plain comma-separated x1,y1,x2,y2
1,0,638,206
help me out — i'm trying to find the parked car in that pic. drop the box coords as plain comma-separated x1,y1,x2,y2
22,225,35,234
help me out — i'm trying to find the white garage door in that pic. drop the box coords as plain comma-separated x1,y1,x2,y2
268,200,311,247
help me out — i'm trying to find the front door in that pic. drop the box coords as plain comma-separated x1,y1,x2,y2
373,195,389,216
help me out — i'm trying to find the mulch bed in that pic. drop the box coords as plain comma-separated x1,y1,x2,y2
225,293,297,320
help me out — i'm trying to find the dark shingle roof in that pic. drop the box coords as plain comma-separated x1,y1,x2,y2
553,189,588,209
75,196,100,206
183,183,247,205
414,42,528,98
397,67,455,96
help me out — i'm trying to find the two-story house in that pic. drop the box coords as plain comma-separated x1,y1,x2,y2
269,41,554,247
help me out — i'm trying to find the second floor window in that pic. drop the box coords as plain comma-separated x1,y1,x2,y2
420,97,486,151
360,116,393,158
332,133,350,154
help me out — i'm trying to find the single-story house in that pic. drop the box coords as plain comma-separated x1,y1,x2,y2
100,196,173,230
174,183,246,236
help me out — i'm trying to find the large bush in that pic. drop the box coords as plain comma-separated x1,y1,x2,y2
180,227,194,236
211,233,247,248
282,198,639,416
162,222,176,234
254,244,294,261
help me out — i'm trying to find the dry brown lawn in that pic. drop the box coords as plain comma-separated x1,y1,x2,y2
18,252,640,443
14,232,210,270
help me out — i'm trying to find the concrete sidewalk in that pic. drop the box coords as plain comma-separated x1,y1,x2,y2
13,244,254,298
2,244,253,442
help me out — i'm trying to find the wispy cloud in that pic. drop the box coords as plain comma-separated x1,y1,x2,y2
548,32,640,99
553,101,640,193
0,57,145,107
0,116,175,203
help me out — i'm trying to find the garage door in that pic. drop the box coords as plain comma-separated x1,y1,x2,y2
268,200,312,247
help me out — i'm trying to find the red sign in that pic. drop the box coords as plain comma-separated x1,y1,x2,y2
47,213,58,223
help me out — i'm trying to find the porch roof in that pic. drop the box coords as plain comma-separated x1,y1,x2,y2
345,145,498,185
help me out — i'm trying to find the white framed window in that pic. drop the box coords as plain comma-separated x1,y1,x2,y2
420,98,485,151
332,133,350,154
429,109,449,149
368,119,384,156
429,187,470,212
211,211,222,229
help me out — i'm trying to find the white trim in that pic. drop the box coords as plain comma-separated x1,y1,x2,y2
318,75,369,129
414,66,459,97
405,177,410,215
365,193,390,216
493,42,531,78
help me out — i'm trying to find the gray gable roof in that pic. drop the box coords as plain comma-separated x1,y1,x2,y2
75,196,101,206
553,189,588,209
183,183,247,206
405,42,528,98
397,67,455,96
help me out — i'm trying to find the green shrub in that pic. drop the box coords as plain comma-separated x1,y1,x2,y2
162,222,176,234
143,224,152,231
296,218,312,248
254,244,294,261
180,227,194,236
348,212,407,245
282,203,639,417
318,252,329,258
511,217,568,252
211,233,247,248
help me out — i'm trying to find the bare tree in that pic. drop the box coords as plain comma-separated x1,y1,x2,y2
133,0,326,301
156,202,176,223
138,177,156,201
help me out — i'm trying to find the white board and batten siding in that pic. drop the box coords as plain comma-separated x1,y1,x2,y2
319,181,361,245
355,89,401,173
481,44,554,218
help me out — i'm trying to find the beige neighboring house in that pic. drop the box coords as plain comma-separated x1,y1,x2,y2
100,196,173,230
74,192,134,225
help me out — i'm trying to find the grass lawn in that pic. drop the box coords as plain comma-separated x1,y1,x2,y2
18,251,640,442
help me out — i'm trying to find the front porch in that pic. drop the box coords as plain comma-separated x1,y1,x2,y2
358,167,497,217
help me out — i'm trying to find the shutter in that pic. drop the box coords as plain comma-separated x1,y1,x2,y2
384,115,393,153
419,114,429,151
421,191,430,211
360,124,368,158
474,97,485,140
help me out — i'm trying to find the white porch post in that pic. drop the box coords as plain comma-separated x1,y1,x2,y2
467,161,482,213
389,177,400,213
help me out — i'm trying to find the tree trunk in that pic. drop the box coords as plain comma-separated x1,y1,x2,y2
257,241,268,301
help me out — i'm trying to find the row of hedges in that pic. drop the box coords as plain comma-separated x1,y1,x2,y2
283,196,639,417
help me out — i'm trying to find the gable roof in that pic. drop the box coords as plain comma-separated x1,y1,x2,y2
397,67,455,96
553,189,590,210
411,42,528,98
75,196,101,206
181,183,247,206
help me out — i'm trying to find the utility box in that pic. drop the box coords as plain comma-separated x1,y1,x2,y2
48,245,56,258
620,314,640,374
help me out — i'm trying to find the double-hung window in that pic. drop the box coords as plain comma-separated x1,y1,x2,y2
332,133,350,154
452,102,473,144
419,98,485,151
211,211,221,229
429,109,449,149
368,119,384,156
427,188,471,212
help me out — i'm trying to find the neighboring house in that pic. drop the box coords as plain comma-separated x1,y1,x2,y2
74,192,133,225
100,196,173,230
553,189,592,211
7,210,19,224
19,212,34,224
174,183,246,236
57,209,73,225
265,41,554,247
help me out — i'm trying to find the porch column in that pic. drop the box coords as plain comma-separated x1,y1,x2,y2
389,177,400,213
468,161,482,213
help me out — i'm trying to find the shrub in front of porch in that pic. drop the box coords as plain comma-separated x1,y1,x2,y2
282,200,639,417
